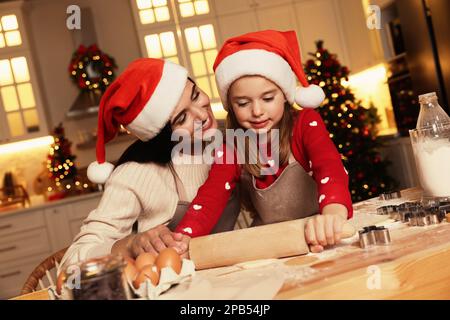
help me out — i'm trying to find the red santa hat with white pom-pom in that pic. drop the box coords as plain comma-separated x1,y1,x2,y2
87,58,188,184
213,30,325,109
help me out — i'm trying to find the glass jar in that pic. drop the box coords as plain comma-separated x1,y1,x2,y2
409,93,450,197
416,92,450,129
64,254,132,300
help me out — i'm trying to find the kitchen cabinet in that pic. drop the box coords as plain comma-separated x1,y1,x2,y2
213,0,383,74
212,0,253,15
333,0,384,73
294,0,383,73
255,3,299,31
293,0,348,63
216,11,258,41
0,193,101,299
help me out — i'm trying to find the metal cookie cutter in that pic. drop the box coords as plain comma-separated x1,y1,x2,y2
379,191,402,201
359,225,391,249
409,207,443,227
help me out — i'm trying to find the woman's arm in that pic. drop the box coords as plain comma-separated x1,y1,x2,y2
60,163,180,267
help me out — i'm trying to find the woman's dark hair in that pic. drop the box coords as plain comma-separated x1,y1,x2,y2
116,123,175,167
116,77,196,168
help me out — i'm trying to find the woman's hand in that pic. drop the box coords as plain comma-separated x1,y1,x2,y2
112,225,189,259
128,225,188,257
305,203,348,253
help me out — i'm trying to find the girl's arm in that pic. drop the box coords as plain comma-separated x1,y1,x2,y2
292,109,353,218
175,145,241,237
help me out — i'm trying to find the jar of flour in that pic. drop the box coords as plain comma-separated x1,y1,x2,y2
410,92,450,197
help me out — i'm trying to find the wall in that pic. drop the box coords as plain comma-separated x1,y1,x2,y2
27,0,141,167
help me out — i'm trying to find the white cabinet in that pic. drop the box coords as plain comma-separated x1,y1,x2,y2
67,196,100,239
214,0,382,74
0,208,51,299
0,193,101,299
293,0,348,64
255,4,299,31
0,228,51,264
212,0,253,15
44,205,73,251
216,11,258,41
0,255,49,299
333,0,384,72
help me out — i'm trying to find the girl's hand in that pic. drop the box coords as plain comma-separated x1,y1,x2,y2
305,204,348,253
174,233,191,259
128,225,188,258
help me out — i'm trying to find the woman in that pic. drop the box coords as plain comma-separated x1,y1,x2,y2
60,58,240,268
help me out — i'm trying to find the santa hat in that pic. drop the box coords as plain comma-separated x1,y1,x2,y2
87,58,188,184
213,30,325,109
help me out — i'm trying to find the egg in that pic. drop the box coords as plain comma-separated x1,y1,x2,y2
133,265,160,288
155,247,182,274
56,271,66,295
135,252,156,270
124,259,138,282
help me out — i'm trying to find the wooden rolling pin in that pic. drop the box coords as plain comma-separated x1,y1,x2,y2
189,217,356,270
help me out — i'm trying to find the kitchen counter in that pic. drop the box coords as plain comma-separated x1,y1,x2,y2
11,188,450,300
0,191,103,218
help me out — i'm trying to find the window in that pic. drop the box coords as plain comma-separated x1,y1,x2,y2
131,0,225,117
144,31,179,64
0,57,39,136
0,7,46,141
136,0,171,24
183,24,218,100
178,0,210,18
0,14,22,48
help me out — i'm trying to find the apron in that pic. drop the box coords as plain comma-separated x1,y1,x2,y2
240,154,319,227
166,164,241,233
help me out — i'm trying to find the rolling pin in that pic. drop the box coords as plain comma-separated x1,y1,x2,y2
189,217,356,270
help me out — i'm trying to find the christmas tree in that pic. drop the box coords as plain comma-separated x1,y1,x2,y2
47,123,78,187
303,41,396,201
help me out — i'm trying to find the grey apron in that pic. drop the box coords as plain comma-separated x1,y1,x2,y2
240,154,319,226
166,164,241,233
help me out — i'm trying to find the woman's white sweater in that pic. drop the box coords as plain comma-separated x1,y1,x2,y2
60,156,210,267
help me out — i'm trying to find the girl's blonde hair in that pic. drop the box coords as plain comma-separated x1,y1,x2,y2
226,101,295,178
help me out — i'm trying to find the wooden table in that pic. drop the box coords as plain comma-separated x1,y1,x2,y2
11,188,450,300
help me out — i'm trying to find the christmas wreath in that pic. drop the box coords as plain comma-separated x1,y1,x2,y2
69,44,117,92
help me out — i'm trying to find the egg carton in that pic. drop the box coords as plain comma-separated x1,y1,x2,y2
47,285,71,300
129,259,196,300
46,259,196,300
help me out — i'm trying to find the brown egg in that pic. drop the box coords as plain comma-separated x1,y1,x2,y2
133,265,160,288
56,271,66,295
124,259,138,282
135,252,156,270
155,247,182,274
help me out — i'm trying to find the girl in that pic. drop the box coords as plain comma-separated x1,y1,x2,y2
175,30,353,253
60,58,240,267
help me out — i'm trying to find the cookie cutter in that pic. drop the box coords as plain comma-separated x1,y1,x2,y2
359,225,391,249
379,191,402,200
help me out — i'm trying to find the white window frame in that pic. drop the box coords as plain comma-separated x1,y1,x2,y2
130,0,224,106
0,0,48,143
